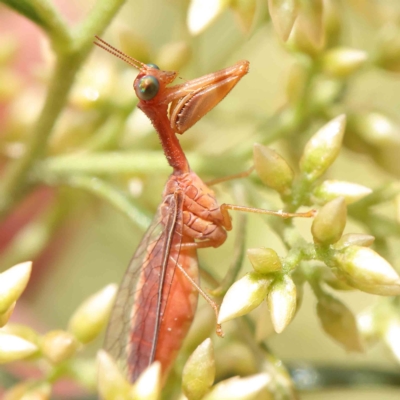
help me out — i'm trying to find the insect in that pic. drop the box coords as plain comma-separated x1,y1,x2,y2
94,36,313,383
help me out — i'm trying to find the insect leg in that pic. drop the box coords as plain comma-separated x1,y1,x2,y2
169,254,224,337
205,166,255,186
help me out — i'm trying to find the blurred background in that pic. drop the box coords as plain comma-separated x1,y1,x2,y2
1,0,400,398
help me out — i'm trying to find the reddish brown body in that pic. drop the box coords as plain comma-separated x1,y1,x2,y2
94,37,248,383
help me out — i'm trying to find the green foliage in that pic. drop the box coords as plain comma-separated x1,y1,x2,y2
1,0,400,399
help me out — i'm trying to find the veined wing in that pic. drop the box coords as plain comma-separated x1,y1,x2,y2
104,191,185,382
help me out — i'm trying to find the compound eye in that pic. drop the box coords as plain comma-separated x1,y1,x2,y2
146,63,160,70
134,75,159,101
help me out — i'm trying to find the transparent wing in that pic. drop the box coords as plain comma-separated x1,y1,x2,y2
104,192,184,381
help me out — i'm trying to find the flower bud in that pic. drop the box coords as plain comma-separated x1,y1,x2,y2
215,341,258,379
268,0,299,42
255,301,275,342
313,180,372,205
97,350,131,400
119,27,151,64
41,330,79,364
333,246,400,295
357,308,380,346
247,248,282,274
375,23,400,73
320,267,354,291
0,302,15,328
156,41,191,72
300,115,346,181
202,374,271,400
132,361,161,400
187,0,227,35
182,339,215,400
323,0,341,47
68,284,117,344
384,319,400,363
230,0,257,33
0,333,37,363
321,47,367,78
286,1,325,56
333,233,375,249
310,77,342,109
267,275,296,333
316,293,363,352
311,197,347,245
253,144,294,195
0,261,32,314
352,112,400,147
218,272,273,324
1,324,39,345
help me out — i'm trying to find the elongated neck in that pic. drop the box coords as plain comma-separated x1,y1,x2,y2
139,103,189,174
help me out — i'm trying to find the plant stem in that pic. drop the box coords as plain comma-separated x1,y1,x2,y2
0,53,82,214
0,0,128,218
60,175,151,231
0,0,71,46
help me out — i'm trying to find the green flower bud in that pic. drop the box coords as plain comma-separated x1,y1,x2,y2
0,261,32,314
0,333,38,363
202,374,271,400
187,0,227,35
218,272,273,324
97,350,131,400
182,339,215,400
247,248,282,274
383,319,400,363
352,112,400,147
230,0,257,33
311,197,347,245
156,42,191,72
320,267,354,291
253,144,294,195
375,23,400,73
1,324,39,346
333,246,400,295
333,233,375,249
267,275,297,333
41,330,79,364
268,0,299,42
313,180,372,205
300,115,346,181
68,284,117,344
321,47,367,78
119,27,151,64
316,293,363,352
323,0,341,47
0,302,15,328
310,77,343,109
215,341,257,378
357,308,380,346
132,361,161,400
286,1,325,56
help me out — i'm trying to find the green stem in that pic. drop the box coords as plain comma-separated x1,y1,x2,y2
38,151,245,178
0,0,72,47
60,175,151,231
0,0,128,218
71,0,126,51
0,53,82,214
